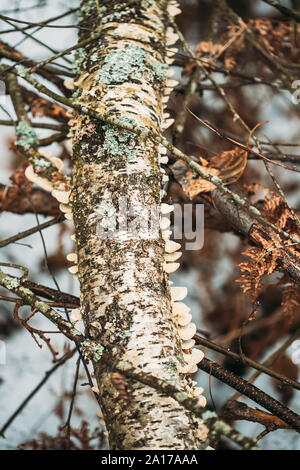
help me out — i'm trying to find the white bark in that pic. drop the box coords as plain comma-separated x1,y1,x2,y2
70,0,207,449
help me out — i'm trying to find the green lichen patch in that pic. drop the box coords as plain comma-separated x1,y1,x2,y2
90,52,99,62
102,11,124,24
76,0,98,22
98,45,146,84
81,340,104,362
72,88,81,102
15,118,38,150
166,361,177,375
72,48,86,75
102,116,139,160
115,330,131,339
202,410,217,420
34,158,51,168
16,65,30,78
22,287,34,296
152,63,167,82
5,277,19,289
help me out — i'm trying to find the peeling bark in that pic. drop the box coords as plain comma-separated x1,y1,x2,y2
70,0,207,450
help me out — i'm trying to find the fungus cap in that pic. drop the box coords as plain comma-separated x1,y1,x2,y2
181,338,195,350
160,156,169,164
25,165,54,192
52,189,70,204
162,230,172,240
165,240,181,253
183,348,204,366
173,301,190,315
170,286,188,301
163,262,180,274
161,203,174,214
178,363,198,374
70,308,82,322
59,203,72,214
68,265,78,274
176,311,192,327
193,387,204,397
160,217,171,230
67,253,77,262
165,251,182,262
161,118,174,130
178,321,196,340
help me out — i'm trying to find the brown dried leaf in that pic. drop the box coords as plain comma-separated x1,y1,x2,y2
281,284,300,325
172,160,218,199
237,244,279,300
186,18,300,76
211,147,247,184
23,90,68,122
172,146,247,200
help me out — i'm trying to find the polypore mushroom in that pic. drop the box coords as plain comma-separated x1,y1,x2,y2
162,229,172,240
159,144,167,154
178,363,198,374
59,203,72,214
65,212,73,221
160,217,171,230
68,265,78,274
181,338,195,350
183,348,204,366
165,240,181,253
52,189,70,204
25,165,54,192
166,79,179,88
163,262,180,274
197,395,207,407
176,311,192,327
64,80,75,90
166,48,178,57
165,251,182,262
178,321,196,340
193,387,204,397
164,87,174,96
161,118,175,130
170,286,188,301
166,57,175,65
67,253,77,263
161,203,174,214
168,3,182,16
70,308,82,322
172,302,190,316
166,34,178,46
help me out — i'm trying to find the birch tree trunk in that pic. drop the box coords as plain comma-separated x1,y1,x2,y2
70,0,207,449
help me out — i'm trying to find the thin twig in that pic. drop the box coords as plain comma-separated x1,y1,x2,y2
7,67,299,246
0,348,76,438
62,357,81,449
198,357,300,433
194,334,300,391
261,0,300,21
0,215,64,248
